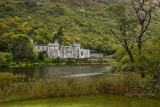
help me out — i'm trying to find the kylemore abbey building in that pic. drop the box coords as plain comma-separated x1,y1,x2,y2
35,39,103,59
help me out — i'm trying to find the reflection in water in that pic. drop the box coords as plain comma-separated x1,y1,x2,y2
0,65,110,80
62,72,104,77
1,94,160,107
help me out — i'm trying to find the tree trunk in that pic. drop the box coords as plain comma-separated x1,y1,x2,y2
127,51,134,62
137,35,142,54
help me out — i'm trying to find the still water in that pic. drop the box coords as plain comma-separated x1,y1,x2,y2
1,94,160,107
0,65,110,79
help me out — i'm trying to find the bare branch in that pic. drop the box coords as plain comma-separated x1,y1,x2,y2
110,30,126,48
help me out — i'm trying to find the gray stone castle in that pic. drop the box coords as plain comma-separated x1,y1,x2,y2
35,39,90,58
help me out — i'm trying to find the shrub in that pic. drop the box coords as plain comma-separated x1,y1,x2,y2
38,52,46,61
112,47,126,62
120,55,131,64
0,52,6,66
44,58,51,63
30,51,39,63
84,59,88,63
55,57,61,63
120,63,135,72
3,53,13,67
51,56,55,63
109,63,122,72
67,57,75,64
97,57,104,63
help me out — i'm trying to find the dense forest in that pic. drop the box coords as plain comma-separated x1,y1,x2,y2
0,0,118,65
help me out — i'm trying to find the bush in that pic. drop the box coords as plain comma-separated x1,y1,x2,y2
66,57,75,64
84,59,88,63
112,47,126,62
78,61,82,63
97,57,104,63
3,53,13,67
0,52,6,66
38,52,46,61
109,63,135,73
51,56,55,63
120,55,131,64
44,58,51,63
109,63,122,72
55,57,61,63
120,63,135,72
29,51,39,63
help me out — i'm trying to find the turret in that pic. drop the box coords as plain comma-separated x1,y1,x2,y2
72,39,76,45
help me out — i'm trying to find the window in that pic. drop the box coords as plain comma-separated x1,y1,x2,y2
81,51,83,56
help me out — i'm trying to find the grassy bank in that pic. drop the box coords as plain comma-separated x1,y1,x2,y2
11,62,110,68
0,72,160,103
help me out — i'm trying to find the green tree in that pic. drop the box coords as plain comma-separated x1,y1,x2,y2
54,27,64,44
3,52,13,67
51,56,55,63
55,56,61,63
0,52,5,66
134,36,160,78
106,4,138,62
130,0,160,53
11,34,33,63
38,52,46,61
29,51,39,63
0,33,13,52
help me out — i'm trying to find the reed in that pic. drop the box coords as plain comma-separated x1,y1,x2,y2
0,72,25,85
0,72,159,103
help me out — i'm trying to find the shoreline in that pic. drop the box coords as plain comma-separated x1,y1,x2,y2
10,62,111,68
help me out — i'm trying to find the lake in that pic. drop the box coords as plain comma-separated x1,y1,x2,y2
1,94,160,107
0,65,110,79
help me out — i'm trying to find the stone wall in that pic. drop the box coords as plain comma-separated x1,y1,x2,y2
90,53,103,58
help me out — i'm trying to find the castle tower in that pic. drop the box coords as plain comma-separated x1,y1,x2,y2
72,39,81,58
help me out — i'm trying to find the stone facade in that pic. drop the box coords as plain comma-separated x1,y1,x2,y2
90,53,103,58
35,39,90,58
90,50,103,58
